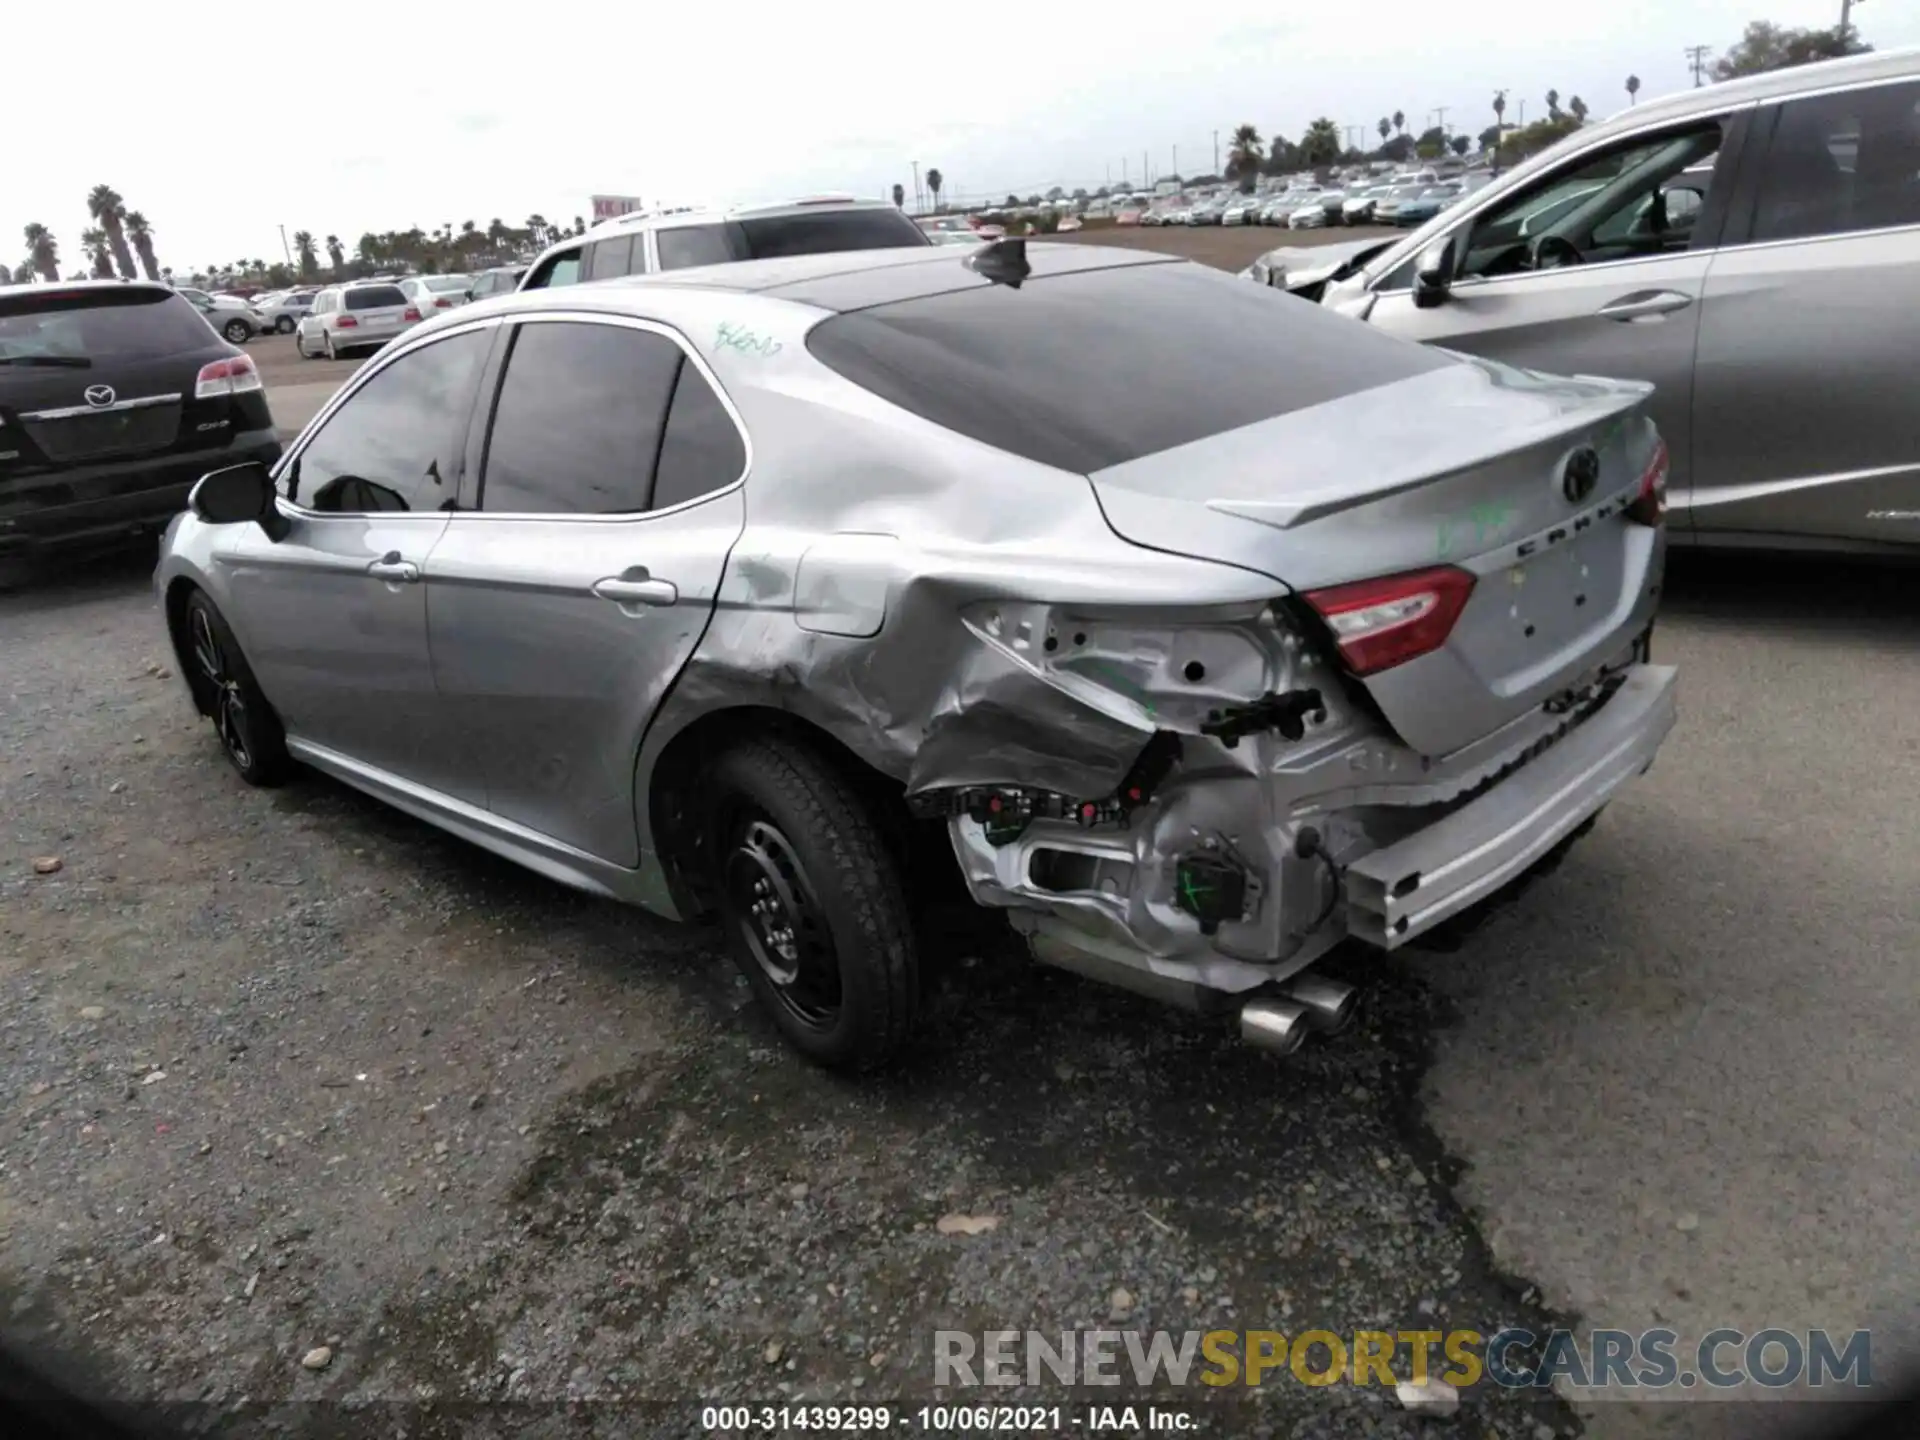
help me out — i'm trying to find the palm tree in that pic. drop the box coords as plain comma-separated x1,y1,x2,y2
1392,109,1405,136
11,261,35,284
86,184,138,279
80,227,114,278
1225,124,1264,189
1545,88,1561,119
1569,95,1589,124
572,215,585,236
1626,74,1641,105
1300,117,1343,168
891,183,905,208
325,235,346,277
292,230,319,281
24,223,60,283
925,168,944,211
1377,117,1391,144
123,211,160,279
524,214,549,249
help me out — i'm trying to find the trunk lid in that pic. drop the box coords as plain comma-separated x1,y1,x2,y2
1087,356,1664,756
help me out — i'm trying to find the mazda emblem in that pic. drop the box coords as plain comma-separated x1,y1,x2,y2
83,384,117,409
1562,447,1600,504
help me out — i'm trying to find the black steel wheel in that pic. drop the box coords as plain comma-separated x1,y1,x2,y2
183,590,291,786
708,738,919,1070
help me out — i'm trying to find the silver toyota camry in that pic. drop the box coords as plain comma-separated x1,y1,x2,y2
155,239,1679,1070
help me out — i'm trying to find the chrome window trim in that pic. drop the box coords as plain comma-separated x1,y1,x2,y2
23,392,183,421
447,309,753,524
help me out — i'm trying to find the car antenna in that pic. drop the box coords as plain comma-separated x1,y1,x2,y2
966,236,1030,289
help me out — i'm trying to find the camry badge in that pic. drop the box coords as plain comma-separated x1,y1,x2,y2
84,385,117,408
1562,447,1600,504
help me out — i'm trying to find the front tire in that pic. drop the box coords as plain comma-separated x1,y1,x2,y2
222,319,251,344
275,315,295,334
707,738,919,1071
183,590,292,787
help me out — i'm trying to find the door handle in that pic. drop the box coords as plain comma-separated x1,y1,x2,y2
367,551,419,583
1597,289,1694,321
593,575,678,607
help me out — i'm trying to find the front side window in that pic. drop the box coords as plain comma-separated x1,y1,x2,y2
477,321,683,514
1752,79,1920,242
289,329,491,512
522,250,583,290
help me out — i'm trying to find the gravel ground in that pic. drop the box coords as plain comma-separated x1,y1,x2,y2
1,546,1577,1438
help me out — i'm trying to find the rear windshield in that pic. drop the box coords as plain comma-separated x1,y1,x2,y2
425,276,468,291
655,209,932,272
345,286,406,310
0,289,218,365
805,261,1450,473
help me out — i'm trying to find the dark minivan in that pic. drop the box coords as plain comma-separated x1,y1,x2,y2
0,282,280,553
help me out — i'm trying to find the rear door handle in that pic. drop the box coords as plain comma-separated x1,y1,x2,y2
367,551,419,583
1597,289,1694,321
593,575,679,607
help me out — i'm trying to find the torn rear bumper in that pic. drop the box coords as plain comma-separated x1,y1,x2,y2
1343,663,1678,948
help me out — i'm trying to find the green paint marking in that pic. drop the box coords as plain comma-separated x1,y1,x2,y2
1080,659,1158,719
715,321,782,358
1437,500,1517,561
1178,870,1214,910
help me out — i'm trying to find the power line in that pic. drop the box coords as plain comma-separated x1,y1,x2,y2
1685,45,1711,87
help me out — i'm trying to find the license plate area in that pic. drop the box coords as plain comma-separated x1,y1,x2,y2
1498,523,1624,649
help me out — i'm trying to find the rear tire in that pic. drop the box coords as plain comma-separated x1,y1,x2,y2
183,590,293,787
323,331,336,361
222,319,251,344
275,316,295,334
706,737,919,1071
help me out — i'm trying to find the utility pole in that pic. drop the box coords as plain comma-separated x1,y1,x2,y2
1685,44,1710,86
1213,129,1219,176
277,225,290,265
1433,105,1450,138
911,160,921,213
1172,144,1178,179
1143,150,1149,186
1841,0,1862,42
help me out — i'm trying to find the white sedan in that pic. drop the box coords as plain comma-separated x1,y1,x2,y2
397,275,474,315
1287,201,1331,229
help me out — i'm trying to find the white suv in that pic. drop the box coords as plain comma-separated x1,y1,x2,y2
516,197,930,291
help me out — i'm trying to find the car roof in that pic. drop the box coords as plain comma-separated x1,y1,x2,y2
0,279,179,302
466,241,1182,320
1590,43,1917,135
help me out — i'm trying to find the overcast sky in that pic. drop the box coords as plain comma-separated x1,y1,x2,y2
10,1,1915,278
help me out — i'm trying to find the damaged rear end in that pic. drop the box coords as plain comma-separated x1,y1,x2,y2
802,252,1678,1048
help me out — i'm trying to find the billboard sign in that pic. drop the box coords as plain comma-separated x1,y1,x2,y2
590,195,643,223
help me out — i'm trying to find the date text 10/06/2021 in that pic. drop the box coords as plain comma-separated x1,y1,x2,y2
700,1405,1195,1432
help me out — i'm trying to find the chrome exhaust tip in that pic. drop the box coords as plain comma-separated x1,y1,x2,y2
1283,974,1359,1034
1240,997,1313,1056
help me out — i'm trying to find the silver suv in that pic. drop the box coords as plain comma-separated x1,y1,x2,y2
1249,48,1920,555
516,196,930,290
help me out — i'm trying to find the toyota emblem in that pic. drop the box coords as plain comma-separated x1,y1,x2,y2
83,384,117,408
1562,447,1600,504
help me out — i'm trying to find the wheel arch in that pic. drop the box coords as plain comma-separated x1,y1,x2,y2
646,705,919,922
163,577,215,717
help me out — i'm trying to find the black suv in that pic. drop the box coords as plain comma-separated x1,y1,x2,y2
0,282,280,553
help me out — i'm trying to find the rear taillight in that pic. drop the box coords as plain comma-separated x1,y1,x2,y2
337,315,358,328
433,298,451,307
194,354,264,400
1302,565,1477,677
1627,436,1668,526
403,306,422,321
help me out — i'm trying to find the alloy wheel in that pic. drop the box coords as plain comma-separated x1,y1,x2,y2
724,816,842,1029
190,606,254,772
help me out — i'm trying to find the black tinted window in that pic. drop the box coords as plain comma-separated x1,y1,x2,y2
292,330,491,512
586,236,634,280
655,209,931,271
653,363,746,508
806,261,1448,472
1753,79,1920,242
345,286,406,310
0,290,218,363
479,321,682,514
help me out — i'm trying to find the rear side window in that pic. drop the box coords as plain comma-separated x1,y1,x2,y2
0,290,218,363
655,208,932,271
652,362,746,509
805,261,1449,473
478,321,683,514
1752,78,1920,242
586,236,635,280
291,329,492,512
345,286,406,310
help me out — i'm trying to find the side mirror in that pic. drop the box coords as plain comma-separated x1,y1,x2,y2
1412,240,1454,309
189,460,288,541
